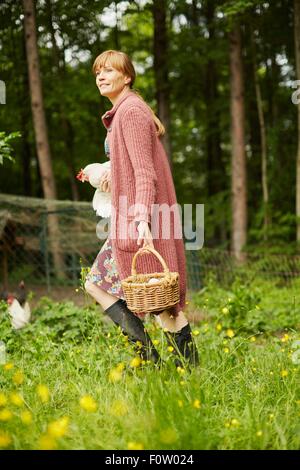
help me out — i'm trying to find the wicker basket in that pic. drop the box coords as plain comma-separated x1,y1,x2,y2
121,245,180,314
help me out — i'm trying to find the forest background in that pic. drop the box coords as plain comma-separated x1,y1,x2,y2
0,0,300,257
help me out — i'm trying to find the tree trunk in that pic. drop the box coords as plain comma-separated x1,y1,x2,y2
20,39,32,196
152,0,172,169
45,0,79,201
294,0,300,243
250,24,270,239
229,24,247,258
23,0,66,279
204,0,223,196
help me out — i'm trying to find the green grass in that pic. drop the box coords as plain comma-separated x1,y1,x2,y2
0,278,300,450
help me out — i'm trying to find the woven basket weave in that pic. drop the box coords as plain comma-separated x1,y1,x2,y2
121,245,180,314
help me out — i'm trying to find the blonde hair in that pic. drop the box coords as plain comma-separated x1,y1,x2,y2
92,50,165,136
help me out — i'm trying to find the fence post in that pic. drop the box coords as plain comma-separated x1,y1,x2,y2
185,234,202,291
40,212,51,293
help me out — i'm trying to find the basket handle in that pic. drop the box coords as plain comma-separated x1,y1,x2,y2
131,245,170,276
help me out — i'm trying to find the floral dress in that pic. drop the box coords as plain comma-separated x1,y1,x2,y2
85,136,126,300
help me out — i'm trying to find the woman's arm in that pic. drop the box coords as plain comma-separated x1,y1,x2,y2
136,220,154,248
121,105,157,226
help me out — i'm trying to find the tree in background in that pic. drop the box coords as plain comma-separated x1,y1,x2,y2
294,0,300,244
229,21,247,257
152,0,172,167
23,0,56,200
23,0,65,278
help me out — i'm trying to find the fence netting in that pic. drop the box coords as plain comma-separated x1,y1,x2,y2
1,193,300,296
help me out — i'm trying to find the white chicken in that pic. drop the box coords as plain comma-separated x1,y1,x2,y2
76,162,111,218
1,281,31,330
7,297,31,330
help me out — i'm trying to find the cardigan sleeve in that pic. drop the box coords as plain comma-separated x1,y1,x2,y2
121,105,157,225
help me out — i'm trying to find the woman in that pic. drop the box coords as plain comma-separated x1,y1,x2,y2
84,50,199,368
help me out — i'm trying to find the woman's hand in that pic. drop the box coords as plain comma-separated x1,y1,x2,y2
99,170,111,193
136,221,154,249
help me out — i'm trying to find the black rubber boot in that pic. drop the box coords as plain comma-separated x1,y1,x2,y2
164,324,200,369
104,298,161,364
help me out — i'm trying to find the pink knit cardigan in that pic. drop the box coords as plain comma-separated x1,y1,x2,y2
102,90,187,317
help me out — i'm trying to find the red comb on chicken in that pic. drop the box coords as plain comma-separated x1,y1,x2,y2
7,294,15,305
76,169,89,182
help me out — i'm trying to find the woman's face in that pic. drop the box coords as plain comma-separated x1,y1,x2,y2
95,61,130,101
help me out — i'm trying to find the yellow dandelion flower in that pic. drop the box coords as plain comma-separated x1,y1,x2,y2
79,395,97,412
222,307,229,315
37,384,50,403
281,334,289,343
152,339,159,346
127,441,144,450
12,370,24,385
116,362,125,372
0,431,12,448
47,416,69,438
177,400,183,408
135,340,142,349
231,418,240,427
0,392,8,407
130,357,142,368
108,368,122,383
256,430,263,437
281,370,288,377
167,346,174,352
216,323,222,331
176,366,186,375
226,329,235,338
192,330,200,336
20,410,33,425
224,347,229,354
109,400,128,417
193,399,201,409
9,392,24,407
0,409,13,421
3,362,14,371
269,414,274,420
38,434,57,450
250,336,256,342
